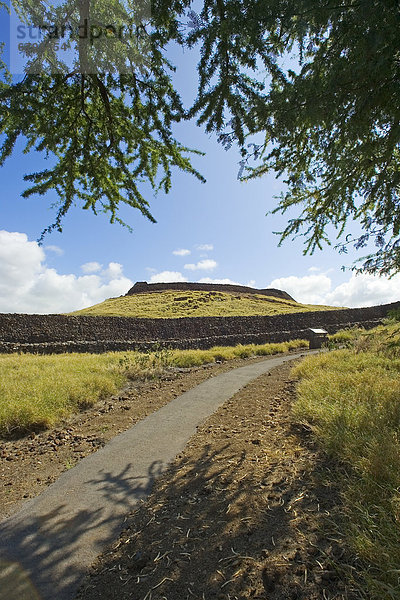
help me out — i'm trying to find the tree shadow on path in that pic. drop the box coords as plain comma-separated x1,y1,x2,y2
77,436,352,600
0,461,165,600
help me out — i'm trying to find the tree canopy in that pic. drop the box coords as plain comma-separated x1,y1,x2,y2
1,0,205,238
1,0,400,274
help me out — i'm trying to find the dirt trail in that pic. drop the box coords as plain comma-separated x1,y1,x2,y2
0,354,357,600
76,361,355,600
1,356,271,520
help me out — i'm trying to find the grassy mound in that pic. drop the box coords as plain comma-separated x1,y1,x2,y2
70,290,338,318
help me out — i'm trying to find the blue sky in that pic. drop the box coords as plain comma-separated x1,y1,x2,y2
1,4,399,313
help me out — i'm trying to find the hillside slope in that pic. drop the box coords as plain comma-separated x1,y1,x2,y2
70,290,339,318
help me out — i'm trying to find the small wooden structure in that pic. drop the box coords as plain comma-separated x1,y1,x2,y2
308,328,328,349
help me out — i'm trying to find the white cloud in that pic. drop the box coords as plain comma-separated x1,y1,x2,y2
325,273,400,308
269,274,332,305
0,232,44,294
172,248,191,256
44,245,64,256
0,231,133,314
308,266,321,273
198,277,241,285
184,259,217,271
149,271,187,283
269,272,400,307
103,262,123,279
81,261,102,274
196,244,214,252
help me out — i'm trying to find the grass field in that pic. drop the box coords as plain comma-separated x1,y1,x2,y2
293,322,400,599
70,290,339,318
0,339,307,437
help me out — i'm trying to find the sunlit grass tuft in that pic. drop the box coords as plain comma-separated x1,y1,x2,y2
292,323,400,598
0,353,132,436
168,339,307,367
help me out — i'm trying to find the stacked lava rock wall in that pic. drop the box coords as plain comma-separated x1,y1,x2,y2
0,302,397,354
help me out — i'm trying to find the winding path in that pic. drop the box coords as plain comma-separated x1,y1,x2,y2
0,351,317,600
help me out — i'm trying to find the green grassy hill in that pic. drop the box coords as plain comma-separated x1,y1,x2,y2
70,290,340,318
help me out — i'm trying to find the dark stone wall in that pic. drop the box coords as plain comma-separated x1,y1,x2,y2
126,281,296,301
0,301,398,354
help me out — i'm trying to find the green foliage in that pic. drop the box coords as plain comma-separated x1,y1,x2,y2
293,324,400,597
387,308,400,323
248,0,400,276
187,0,400,275
186,0,400,275
3,0,399,274
70,289,339,317
1,0,203,237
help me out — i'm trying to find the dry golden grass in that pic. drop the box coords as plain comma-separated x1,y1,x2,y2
0,353,129,437
0,339,307,437
293,323,400,599
70,290,338,318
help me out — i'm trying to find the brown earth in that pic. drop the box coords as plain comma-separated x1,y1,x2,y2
1,355,358,600
0,355,280,520
76,361,358,600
